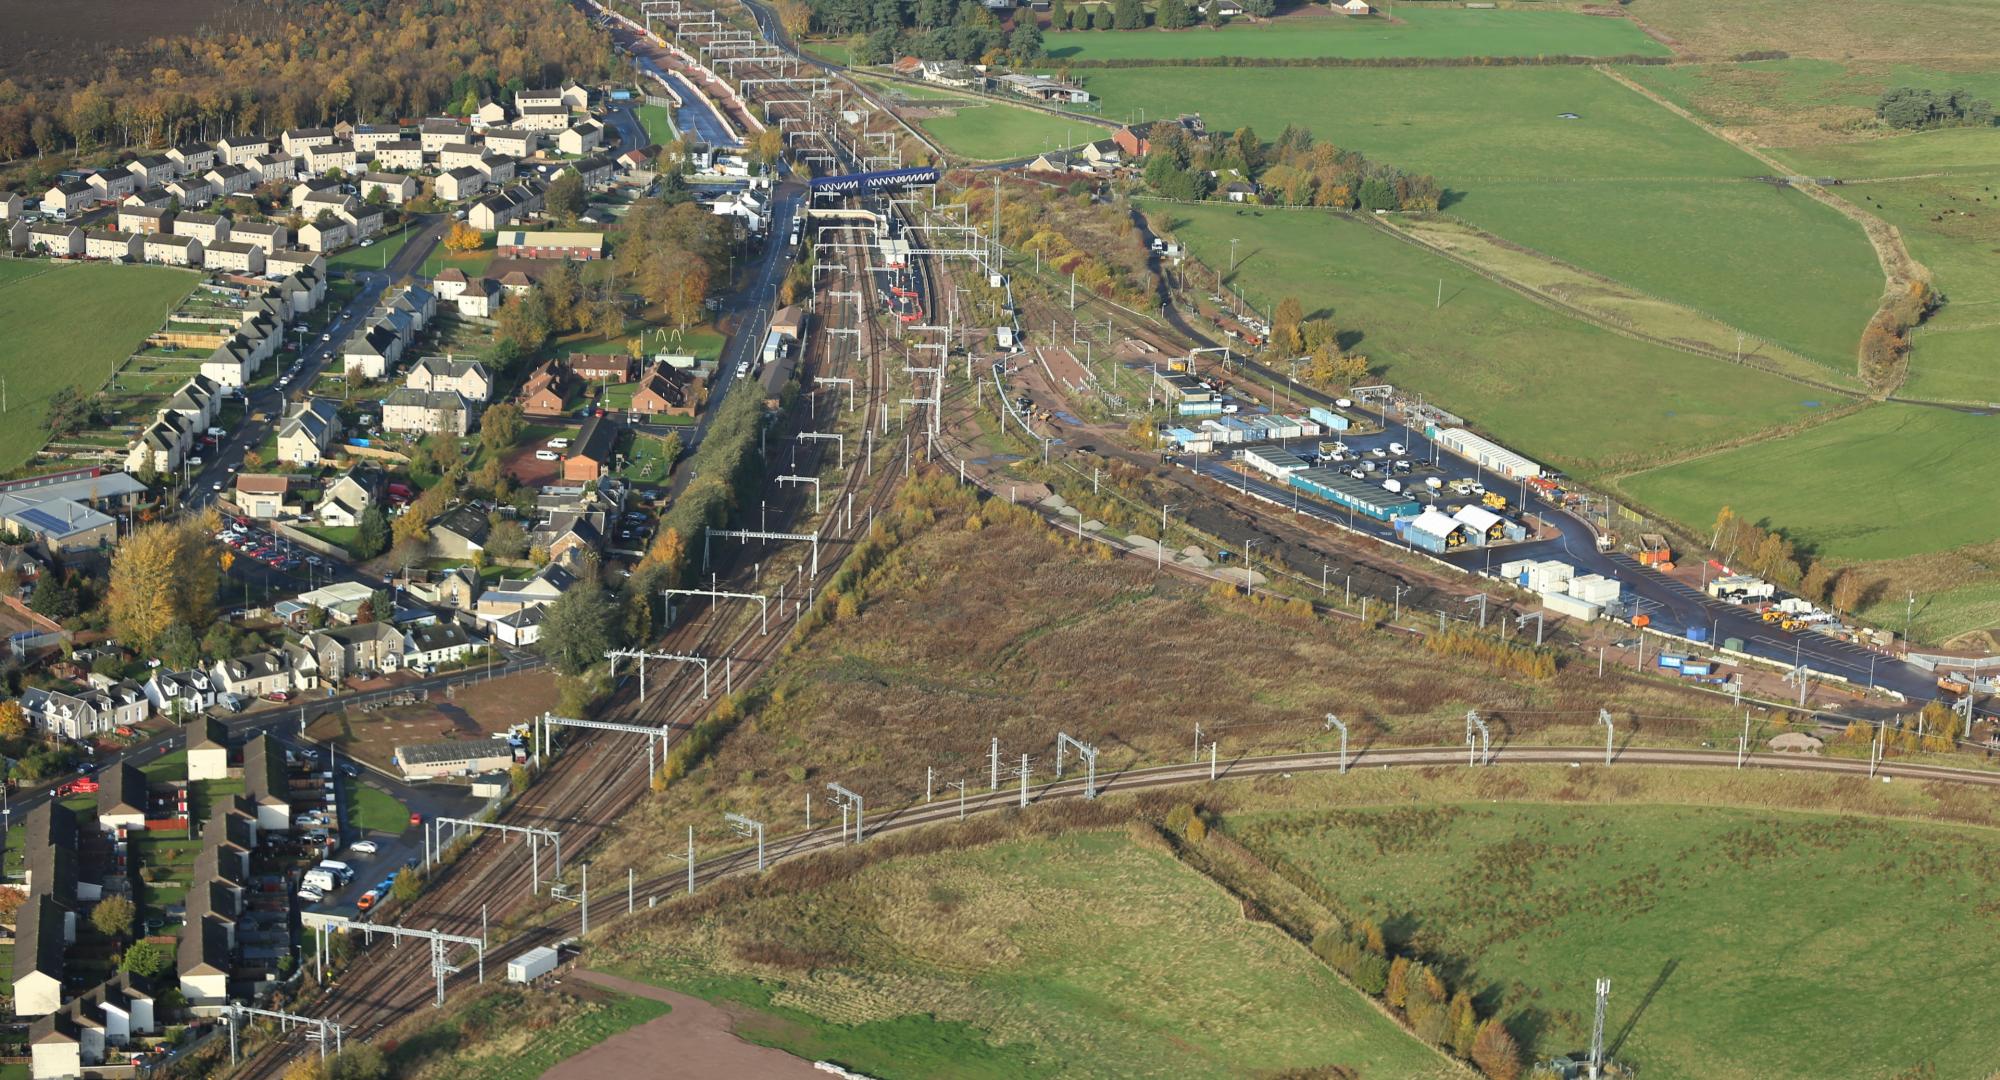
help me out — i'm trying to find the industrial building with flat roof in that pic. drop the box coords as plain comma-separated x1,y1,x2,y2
1286,468,1421,522
395,738,515,780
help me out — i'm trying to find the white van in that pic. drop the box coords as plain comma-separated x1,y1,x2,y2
302,869,339,893
317,860,354,881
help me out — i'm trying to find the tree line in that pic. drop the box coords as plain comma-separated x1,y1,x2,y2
1141,121,1444,212
1876,86,1995,131
0,0,616,184
1710,506,1871,616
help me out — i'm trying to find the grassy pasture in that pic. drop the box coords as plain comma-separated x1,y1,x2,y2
600,830,1454,1079
1162,203,1824,474
1625,57,2000,133
912,99,1098,160
1769,126,2000,175
0,261,200,471
1622,0,2000,61
1043,8,1668,62
1619,403,2000,563
1229,795,2000,1080
1069,65,1881,365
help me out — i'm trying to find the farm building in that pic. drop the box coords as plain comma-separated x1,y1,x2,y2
395,738,515,781
1286,468,1420,521
1431,427,1541,480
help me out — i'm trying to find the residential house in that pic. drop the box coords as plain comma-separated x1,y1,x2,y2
475,559,574,622
83,229,141,261
474,100,509,127
920,61,986,89
518,104,571,132
170,143,218,173
556,120,604,156
476,154,517,184
86,169,139,202
518,360,570,416
467,181,544,229
496,229,603,260
564,153,615,190
202,333,259,388
381,387,476,436
350,124,405,153
290,178,341,209
628,364,695,417
515,88,565,113
428,504,491,560
569,352,632,383
437,143,487,172
253,151,299,184
373,139,425,171
211,647,318,700
24,223,83,256
203,163,257,198
563,415,619,483
404,621,479,670
265,248,326,278
298,218,351,252
143,671,217,721
343,324,402,379
276,398,342,464
166,175,215,207
499,270,535,296
531,511,603,567
483,128,539,159
214,135,271,166
229,221,288,254
140,234,202,266
1223,179,1259,202
407,356,492,401
1079,139,1124,170
396,565,481,613
117,206,173,236
202,241,266,274
233,474,293,519
281,127,337,155
306,622,405,682
29,972,157,1079
14,894,71,1017
317,473,374,527
437,166,486,202
18,681,146,740
96,763,150,833
560,82,592,110
419,118,472,153
130,153,181,186
432,267,469,300
125,413,192,475
300,140,364,176
171,211,230,246
358,172,418,205
40,181,93,217
1337,0,1373,14
454,278,498,317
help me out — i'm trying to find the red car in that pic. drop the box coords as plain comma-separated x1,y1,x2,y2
264,691,291,703
409,811,423,828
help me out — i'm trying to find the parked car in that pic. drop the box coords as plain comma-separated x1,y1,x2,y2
350,840,378,855
297,887,325,903
534,450,559,461
546,437,570,449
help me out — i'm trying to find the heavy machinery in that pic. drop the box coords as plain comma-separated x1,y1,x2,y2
1482,492,1508,511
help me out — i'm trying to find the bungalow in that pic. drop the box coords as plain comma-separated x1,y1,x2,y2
563,414,619,483
298,218,351,252
233,474,293,519
407,356,492,401
166,175,215,207
419,118,472,153
381,387,476,436
404,621,479,670
39,181,92,217
437,166,487,203
83,229,141,261
1203,0,1245,13
318,474,374,527
87,169,139,202
253,151,300,184
495,229,604,260
202,241,266,274
170,143,218,173
428,504,491,560
921,61,986,90
204,162,257,197
483,128,539,159
1223,180,1259,203
517,104,571,132
1027,150,1083,176
306,622,405,682
281,127,338,155
126,154,178,188
171,211,230,245
556,120,604,156
229,220,288,254
276,398,342,464
139,234,202,267
373,139,425,171
358,172,419,205
214,135,271,166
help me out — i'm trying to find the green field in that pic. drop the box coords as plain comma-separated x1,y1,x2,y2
1070,64,1881,367
601,830,1452,1079
635,103,676,148
915,100,1100,160
1620,402,2000,562
1045,8,1668,62
1906,324,2000,405
1626,57,2000,131
327,224,427,275
1162,203,1825,475
1622,0,2000,63
0,261,201,470
1228,797,2000,1080
348,782,412,837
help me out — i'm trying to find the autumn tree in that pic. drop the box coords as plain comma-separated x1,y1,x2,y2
1831,570,1865,616
487,519,529,561
443,222,484,254
107,516,222,652
1271,295,1304,354
545,172,586,226
91,895,135,937
1471,1020,1522,1080
480,402,524,454
540,575,620,675
0,701,29,743
1800,560,1834,605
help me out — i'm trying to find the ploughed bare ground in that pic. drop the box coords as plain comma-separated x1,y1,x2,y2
542,970,823,1080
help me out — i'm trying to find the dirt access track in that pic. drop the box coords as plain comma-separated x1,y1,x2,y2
545,971,824,1080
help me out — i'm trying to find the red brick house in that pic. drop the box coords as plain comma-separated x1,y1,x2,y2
494,230,604,260
628,365,693,418
518,361,570,417
569,352,633,383
562,415,618,483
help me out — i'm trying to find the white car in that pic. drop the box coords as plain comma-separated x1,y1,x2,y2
297,887,325,903
321,333,332,342
359,238,373,247
546,437,570,449
1388,442,1406,455
535,450,560,461
350,840,379,855
736,360,751,377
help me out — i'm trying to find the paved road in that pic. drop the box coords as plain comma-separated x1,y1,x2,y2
684,184,804,459
599,9,743,150
1114,209,1955,714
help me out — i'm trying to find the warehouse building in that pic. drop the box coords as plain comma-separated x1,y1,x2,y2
1242,446,1311,479
1287,468,1421,521
1398,507,1471,553
394,738,515,780
1432,427,1542,480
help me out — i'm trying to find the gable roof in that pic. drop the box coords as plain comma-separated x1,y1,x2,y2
568,415,618,466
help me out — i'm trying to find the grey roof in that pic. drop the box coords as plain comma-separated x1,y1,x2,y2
384,387,471,412
430,504,491,546
0,471,144,506
397,738,513,767
97,761,148,818
242,733,288,808
568,414,618,465
405,620,474,653
16,893,67,982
